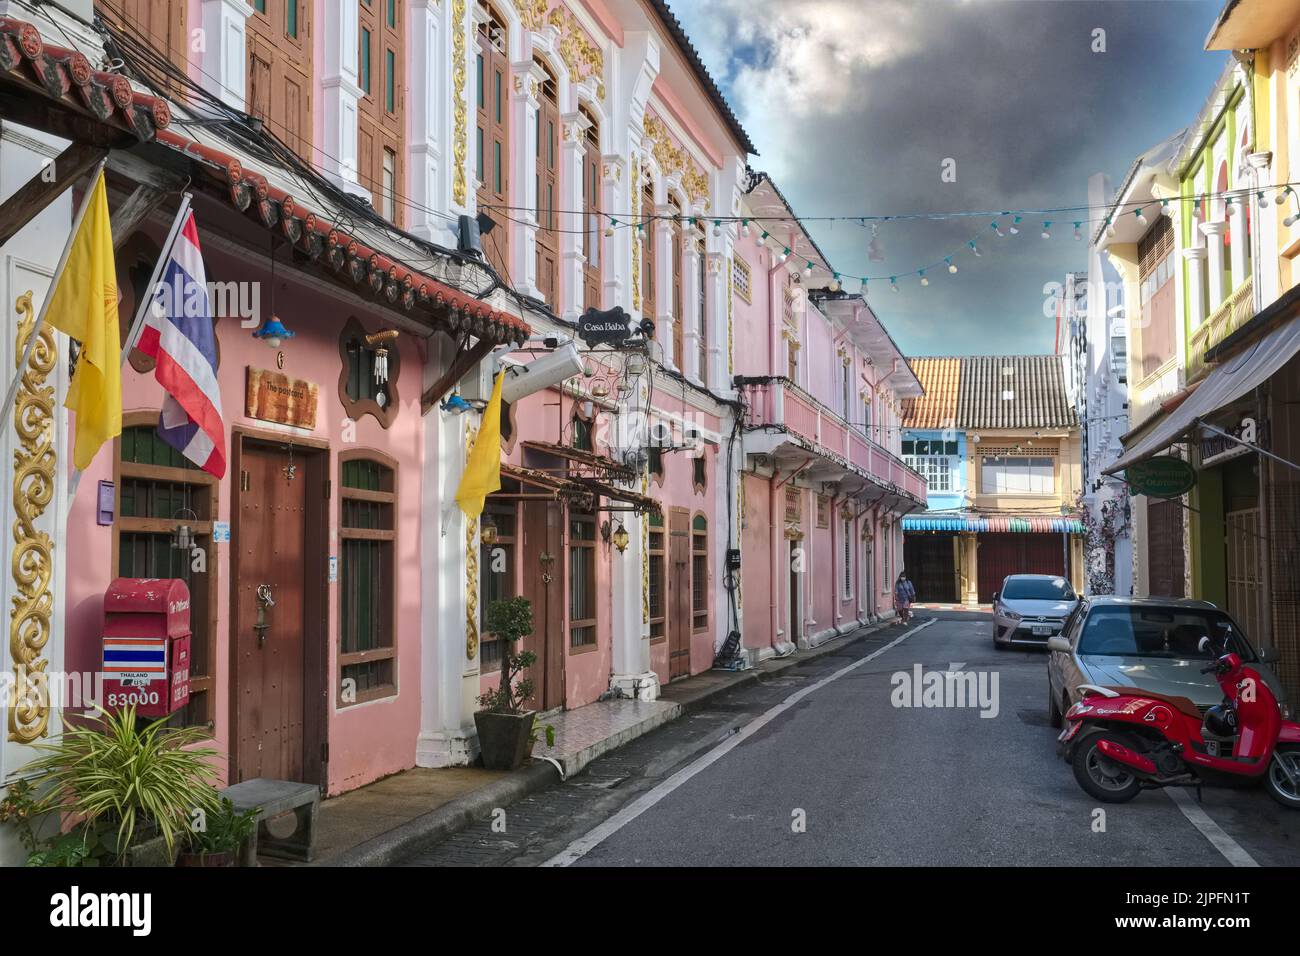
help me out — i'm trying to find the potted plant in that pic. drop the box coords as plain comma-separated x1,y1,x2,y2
475,596,542,770
178,797,258,868
19,706,221,866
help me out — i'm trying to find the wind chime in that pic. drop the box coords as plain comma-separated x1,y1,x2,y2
365,329,400,406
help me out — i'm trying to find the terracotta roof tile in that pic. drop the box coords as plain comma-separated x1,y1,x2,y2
901,357,960,429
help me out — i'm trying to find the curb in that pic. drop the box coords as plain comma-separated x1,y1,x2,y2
323,760,561,867
324,616,910,866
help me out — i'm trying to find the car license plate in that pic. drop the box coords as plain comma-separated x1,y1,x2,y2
1032,624,1052,636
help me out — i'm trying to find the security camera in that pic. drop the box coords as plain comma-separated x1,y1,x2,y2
501,341,584,405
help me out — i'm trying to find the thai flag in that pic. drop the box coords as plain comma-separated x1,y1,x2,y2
136,210,227,477
102,638,167,677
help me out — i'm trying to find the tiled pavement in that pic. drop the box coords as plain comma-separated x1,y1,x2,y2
542,698,682,778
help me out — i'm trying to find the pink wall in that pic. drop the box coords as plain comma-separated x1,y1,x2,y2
64,224,424,797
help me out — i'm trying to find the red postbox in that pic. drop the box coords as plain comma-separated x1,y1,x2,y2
102,578,192,718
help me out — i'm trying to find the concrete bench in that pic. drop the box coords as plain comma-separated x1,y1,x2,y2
221,778,320,864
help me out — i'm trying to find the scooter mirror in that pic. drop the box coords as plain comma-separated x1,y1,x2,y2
1198,635,1213,654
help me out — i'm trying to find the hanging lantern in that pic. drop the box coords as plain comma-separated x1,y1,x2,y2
612,522,630,554
252,315,295,348
481,514,498,546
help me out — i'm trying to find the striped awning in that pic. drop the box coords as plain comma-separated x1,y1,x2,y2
902,515,1083,533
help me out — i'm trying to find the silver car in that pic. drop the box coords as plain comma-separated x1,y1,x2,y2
992,574,1079,648
1046,596,1288,728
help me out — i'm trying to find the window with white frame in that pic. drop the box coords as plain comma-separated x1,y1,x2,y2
733,256,752,304
905,456,951,492
980,456,1054,495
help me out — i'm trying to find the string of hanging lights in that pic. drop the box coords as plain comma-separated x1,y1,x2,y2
483,180,1300,295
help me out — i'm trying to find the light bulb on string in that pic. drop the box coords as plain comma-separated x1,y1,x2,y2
803,261,814,278
889,276,899,293
1135,207,1147,226
741,219,751,237
760,230,769,241
779,247,790,263
946,256,957,274
1257,191,1269,209
1041,221,1052,239
1009,215,1022,235
919,270,928,286
1278,186,1293,204
968,239,980,257
712,219,722,237
1073,221,1083,241
1105,217,1115,237
991,220,1004,238
605,217,617,238
867,223,884,261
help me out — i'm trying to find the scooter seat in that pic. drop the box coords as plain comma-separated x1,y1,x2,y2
1104,686,1202,720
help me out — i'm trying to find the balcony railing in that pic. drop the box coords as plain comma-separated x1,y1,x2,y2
1189,276,1253,378
737,377,926,503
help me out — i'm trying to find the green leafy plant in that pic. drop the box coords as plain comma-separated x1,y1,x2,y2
186,798,258,858
476,596,536,715
20,707,221,862
2,777,109,866
531,717,555,749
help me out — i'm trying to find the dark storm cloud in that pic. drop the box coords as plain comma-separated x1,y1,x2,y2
672,0,1227,354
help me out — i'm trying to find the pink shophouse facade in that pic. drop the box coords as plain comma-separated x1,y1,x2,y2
0,0,924,841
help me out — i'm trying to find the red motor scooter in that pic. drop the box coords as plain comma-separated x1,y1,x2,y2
1058,631,1300,808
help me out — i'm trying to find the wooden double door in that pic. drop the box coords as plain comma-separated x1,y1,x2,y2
231,436,327,788
520,501,565,710
668,508,692,680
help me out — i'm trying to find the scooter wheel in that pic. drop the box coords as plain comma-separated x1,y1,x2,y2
1071,730,1143,803
1265,745,1300,809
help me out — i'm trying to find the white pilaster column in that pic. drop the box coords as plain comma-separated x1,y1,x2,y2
654,193,677,368
200,0,251,110
559,111,589,321
705,249,728,390
511,62,544,299
1249,152,1277,306
600,154,628,312
681,226,702,383
1201,220,1228,310
321,0,367,197
1183,246,1208,330
1227,199,1248,292
609,378,658,700
417,344,480,766
408,0,455,247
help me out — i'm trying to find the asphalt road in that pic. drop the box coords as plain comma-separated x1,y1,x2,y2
401,613,1300,867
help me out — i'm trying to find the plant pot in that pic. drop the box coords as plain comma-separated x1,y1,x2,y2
176,850,236,868
474,710,536,771
125,833,176,868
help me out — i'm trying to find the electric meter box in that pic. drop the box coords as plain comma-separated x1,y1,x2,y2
102,578,192,718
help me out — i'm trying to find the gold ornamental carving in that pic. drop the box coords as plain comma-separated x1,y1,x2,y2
9,291,56,744
519,0,549,32
547,6,604,97
452,0,469,206
727,257,734,376
641,472,649,625
631,157,642,311
644,114,709,210
464,424,479,661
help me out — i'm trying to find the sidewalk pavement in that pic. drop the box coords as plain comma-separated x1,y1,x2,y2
312,616,908,866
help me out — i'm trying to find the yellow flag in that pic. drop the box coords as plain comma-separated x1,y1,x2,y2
44,172,120,469
455,372,504,519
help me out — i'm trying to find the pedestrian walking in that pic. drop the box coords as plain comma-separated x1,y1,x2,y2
894,571,916,625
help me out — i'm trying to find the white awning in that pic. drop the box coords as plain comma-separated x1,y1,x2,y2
1105,316,1300,475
